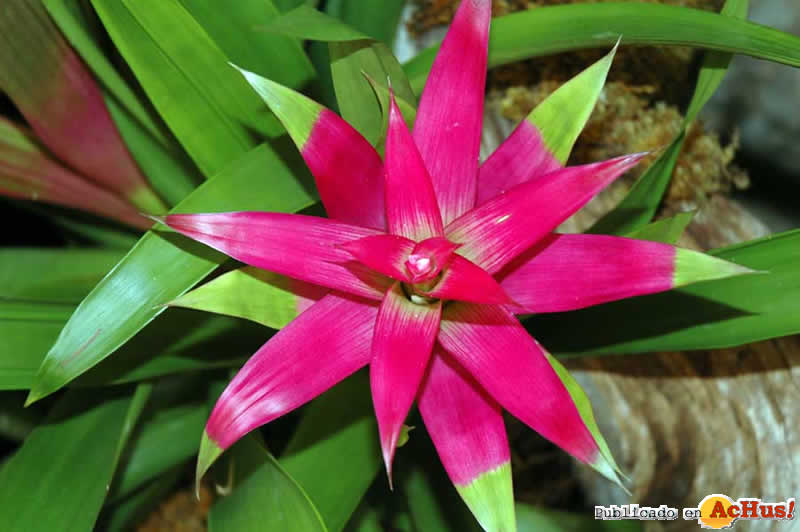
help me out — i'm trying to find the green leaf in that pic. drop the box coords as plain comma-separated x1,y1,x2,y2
0,299,75,323
72,309,265,386
0,392,43,441
113,382,155,467
0,248,124,302
0,389,140,531
306,0,405,112
262,4,370,41
103,92,200,207
90,0,271,177
544,353,623,487
589,0,748,235
208,435,327,532
44,211,141,249
324,0,406,45
26,143,314,403
273,0,318,12
102,467,184,532
268,5,414,143
179,0,314,89
282,371,381,532
527,44,616,164
110,403,207,501
2,306,262,390
362,73,416,155
624,211,695,244
683,0,750,123
401,435,483,532
330,39,416,144
344,503,384,532
170,267,315,330
588,134,686,235
0,319,64,390
266,2,405,45
404,2,800,93
531,229,800,355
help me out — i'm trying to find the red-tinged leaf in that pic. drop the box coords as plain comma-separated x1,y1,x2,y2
499,234,755,314
340,235,463,286
236,67,386,229
477,44,618,206
477,120,560,206
0,0,165,213
385,93,443,240
0,118,151,229
499,234,676,313
438,303,619,483
412,0,491,224
424,255,513,306
340,234,416,282
447,154,645,274
371,283,441,481
198,293,379,482
162,212,392,300
418,350,516,532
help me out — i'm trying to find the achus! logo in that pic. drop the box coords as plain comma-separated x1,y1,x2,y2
696,494,795,529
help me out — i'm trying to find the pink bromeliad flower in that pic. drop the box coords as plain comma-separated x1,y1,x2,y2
158,0,751,528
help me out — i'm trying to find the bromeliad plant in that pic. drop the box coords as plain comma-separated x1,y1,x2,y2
155,1,753,528
4,0,800,530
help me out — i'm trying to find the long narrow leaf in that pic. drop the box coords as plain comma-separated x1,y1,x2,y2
101,467,184,532
91,0,258,176
268,4,414,143
208,435,327,532
0,389,140,531
0,248,124,302
103,93,200,207
3,308,264,391
404,3,800,93
281,371,381,532
110,403,206,501
26,144,315,403
180,0,314,89
531,230,800,354
324,0,405,45
0,0,166,213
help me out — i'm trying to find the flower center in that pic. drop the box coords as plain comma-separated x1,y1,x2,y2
401,280,440,305
405,253,436,281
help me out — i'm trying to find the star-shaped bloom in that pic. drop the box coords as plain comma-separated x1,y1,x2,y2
158,1,752,529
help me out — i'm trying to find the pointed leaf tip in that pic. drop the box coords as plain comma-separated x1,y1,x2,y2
236,68,320,144
142,213,167,226
673,248,759,287
591,452,629,494
196,431,223,498
455,462,517,532
23,391,39,408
